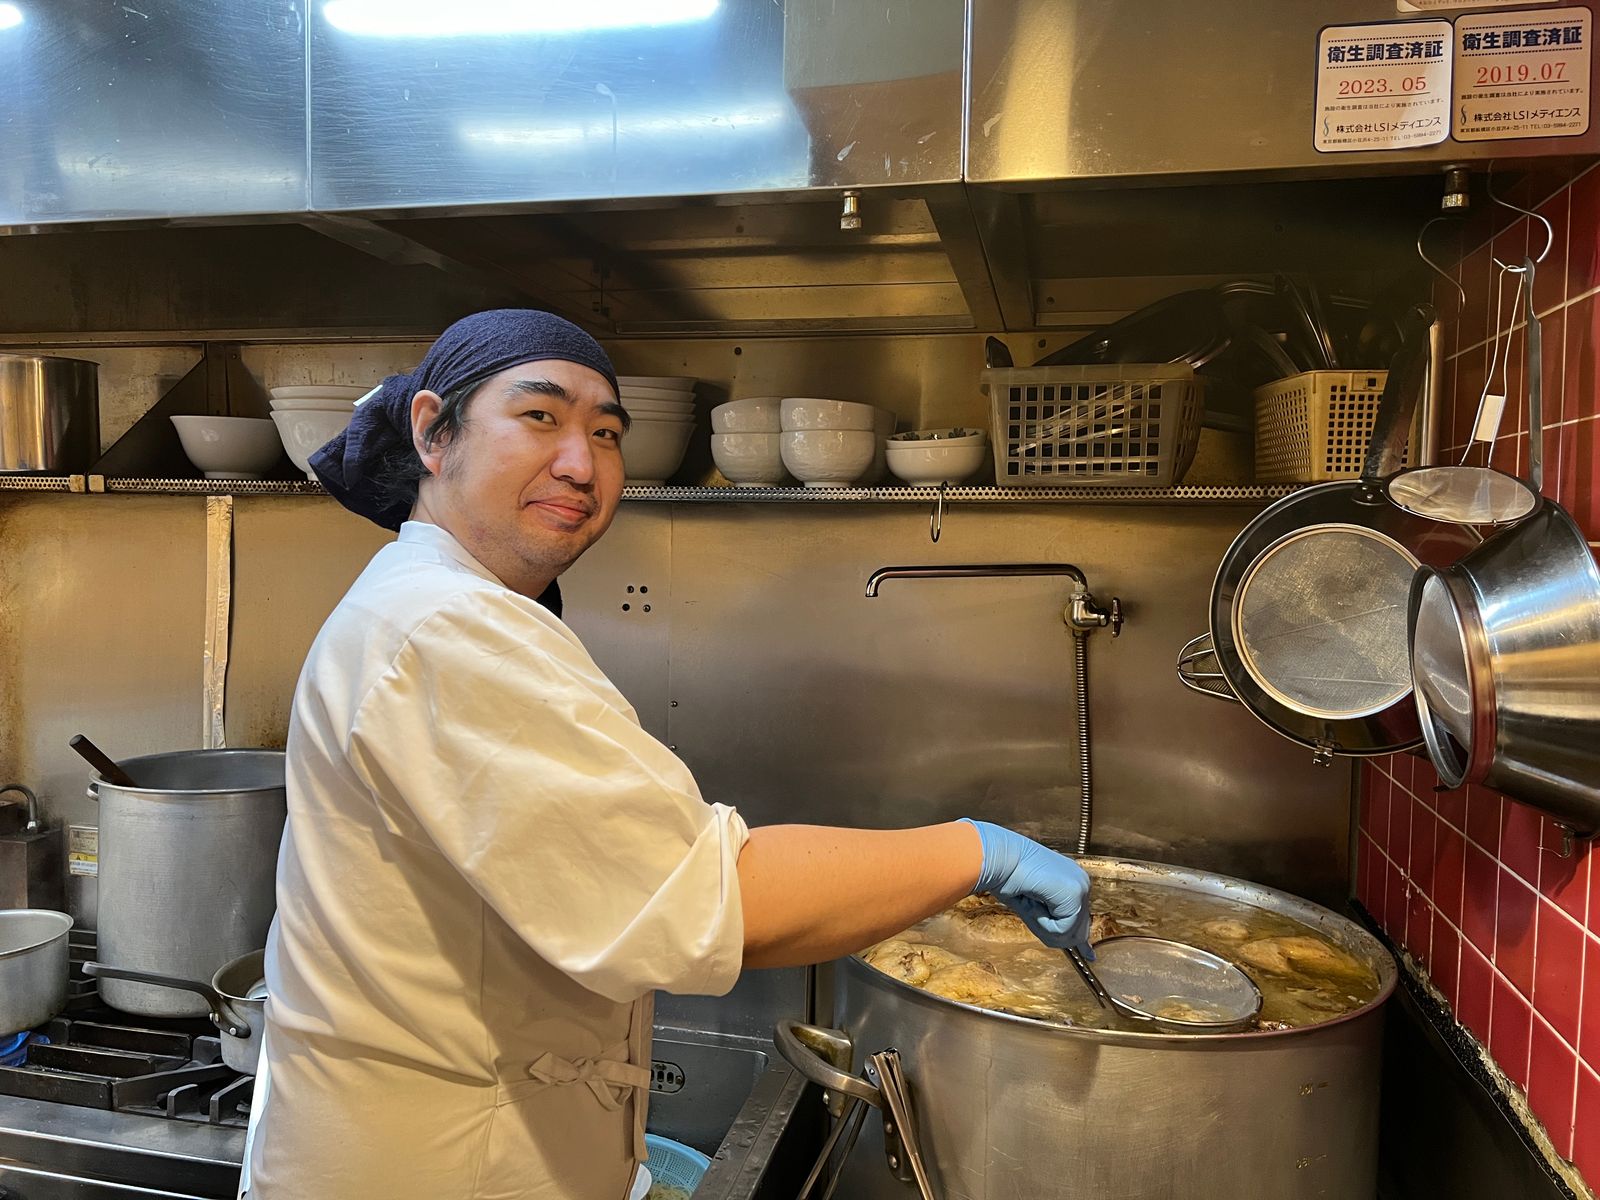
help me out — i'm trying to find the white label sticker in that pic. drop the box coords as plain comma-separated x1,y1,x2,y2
1316,21,1454,152
68,824,98,877
1453,7,1591,139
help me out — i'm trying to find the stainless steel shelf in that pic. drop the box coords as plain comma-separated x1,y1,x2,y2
1,478,1295,503
618,484,1296,504
93,477,326,495
0,475,85,492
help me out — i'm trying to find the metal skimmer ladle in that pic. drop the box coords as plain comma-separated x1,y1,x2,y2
1064,936,1262,1031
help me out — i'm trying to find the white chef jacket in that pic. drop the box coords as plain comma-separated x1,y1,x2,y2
247,520,749,1200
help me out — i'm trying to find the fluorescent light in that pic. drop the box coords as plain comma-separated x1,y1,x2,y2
323,0,718,37
460,103,788,151
0,5,24,31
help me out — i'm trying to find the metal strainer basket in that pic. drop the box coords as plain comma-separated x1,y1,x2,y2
1233,524,1421,719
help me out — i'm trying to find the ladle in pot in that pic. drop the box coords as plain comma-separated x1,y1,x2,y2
1064,936,1262,1032
68,735,139,788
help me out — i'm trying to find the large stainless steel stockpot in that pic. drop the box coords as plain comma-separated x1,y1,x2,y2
0,909,72,1033
92,750,285,1018
0,354,99,472
790,857,1396,1200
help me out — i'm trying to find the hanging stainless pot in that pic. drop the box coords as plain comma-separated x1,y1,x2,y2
85,951,265,1074
1206,303,1479,762
1409,503,1600,834
1406,254,1600,835
87,748,285,1018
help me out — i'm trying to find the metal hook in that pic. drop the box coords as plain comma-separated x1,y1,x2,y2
1487,162,1554,270
1417,216,1466,317
929,483,946,543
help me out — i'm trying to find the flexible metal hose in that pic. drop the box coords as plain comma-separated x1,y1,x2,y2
1073,630,1092,855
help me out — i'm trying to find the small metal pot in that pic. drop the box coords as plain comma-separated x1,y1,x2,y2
85,951,265,1074
0,909,73,1034
1409,498,1600,835
0,354,100,472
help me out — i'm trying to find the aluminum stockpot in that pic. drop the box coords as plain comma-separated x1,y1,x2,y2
0,909,72,1034
92,750,285,1018
794,858,1396,1200
0,354,99,472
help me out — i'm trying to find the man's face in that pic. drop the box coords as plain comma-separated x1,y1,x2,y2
412,360,628,588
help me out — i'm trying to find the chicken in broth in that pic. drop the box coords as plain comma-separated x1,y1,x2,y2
861,879,1379,1031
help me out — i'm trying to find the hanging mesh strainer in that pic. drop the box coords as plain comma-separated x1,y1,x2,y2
1232,524,1421,719
1080,936,1262,1030
1387,466,1537,527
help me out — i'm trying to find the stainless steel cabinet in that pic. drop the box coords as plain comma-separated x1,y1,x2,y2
0,1,307,226
308,0,963,212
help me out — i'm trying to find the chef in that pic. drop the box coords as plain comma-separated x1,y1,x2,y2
244,310,1093,1200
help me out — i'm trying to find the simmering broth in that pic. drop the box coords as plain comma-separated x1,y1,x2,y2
861,878,1379,1032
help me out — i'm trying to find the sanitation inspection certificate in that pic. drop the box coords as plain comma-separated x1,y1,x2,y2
1453,7,1591,140
1315,20,1453,152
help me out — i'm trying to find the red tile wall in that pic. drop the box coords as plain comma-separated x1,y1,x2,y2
1354,162,1600,1184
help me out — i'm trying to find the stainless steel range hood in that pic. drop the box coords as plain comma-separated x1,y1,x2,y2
0,1,1591,338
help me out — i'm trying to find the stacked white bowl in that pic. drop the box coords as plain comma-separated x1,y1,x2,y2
709,397,787,487
885,427,991,486
269,385,370,482
618,375,698,485
780,398,897,487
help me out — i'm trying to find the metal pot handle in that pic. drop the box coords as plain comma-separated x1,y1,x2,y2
83,962,250,1038
774,1020,882,1113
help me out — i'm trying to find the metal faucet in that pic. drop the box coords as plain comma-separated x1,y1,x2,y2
863,564,1122,856
863,563,1122,636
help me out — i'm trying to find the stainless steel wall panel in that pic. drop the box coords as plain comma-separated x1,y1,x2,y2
658,503,1352,904
223,498,394,749
0,2,307,226
309,0,963,212
968,0,1600,185
0,494,209,925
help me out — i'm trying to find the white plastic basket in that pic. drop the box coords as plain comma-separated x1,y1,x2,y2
1253,369,1411,483
982,364,1206,487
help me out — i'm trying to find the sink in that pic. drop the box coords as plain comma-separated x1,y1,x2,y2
647,1026,817,1200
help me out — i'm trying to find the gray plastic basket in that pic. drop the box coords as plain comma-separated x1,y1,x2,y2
983,363,1206,487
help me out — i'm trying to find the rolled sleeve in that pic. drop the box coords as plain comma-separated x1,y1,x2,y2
346,591,747,1003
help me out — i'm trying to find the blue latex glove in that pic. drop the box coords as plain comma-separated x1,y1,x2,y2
962,819,1094,956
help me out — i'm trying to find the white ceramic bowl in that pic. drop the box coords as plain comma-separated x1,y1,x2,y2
885,437,990,486
627,412,697,428
170,416,285,479
617,375,696,391
780,430,876,487
269,396,359,412
269,385,374,402
711,433,787,486
620,384,696,403
622,398,697,417
781,397,882,432
622,420,695,485
711,397,781,435
271,409,355,482
887,426,988,445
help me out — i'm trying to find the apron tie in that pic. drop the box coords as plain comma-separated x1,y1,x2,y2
526,1047,653,1113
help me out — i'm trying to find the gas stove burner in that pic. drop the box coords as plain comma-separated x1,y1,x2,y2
0,1009,251,1127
